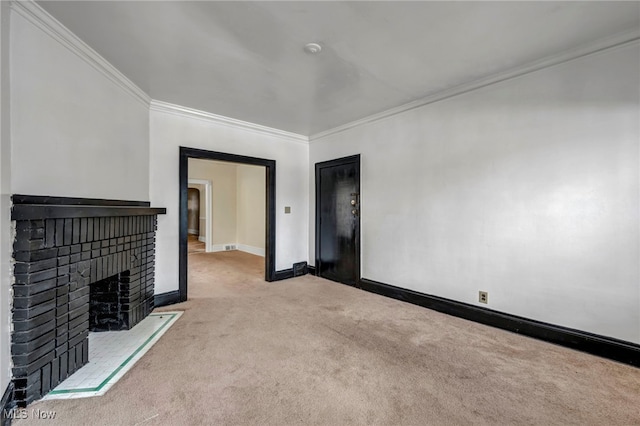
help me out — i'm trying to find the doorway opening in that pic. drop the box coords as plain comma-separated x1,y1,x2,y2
186,187,204,254
179,147,276,302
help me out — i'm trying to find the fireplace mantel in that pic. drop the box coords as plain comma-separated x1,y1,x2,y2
12,194,166,220
12,205,166,220
10,194,166,407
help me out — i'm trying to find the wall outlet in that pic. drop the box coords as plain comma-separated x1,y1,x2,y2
479,291,488,304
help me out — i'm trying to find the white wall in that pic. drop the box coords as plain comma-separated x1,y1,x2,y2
150,107,309,294
10,7,149,201
189,159,238,246
0,0,12,397
310,44,640,344
237,164,266,254
4,1,153,396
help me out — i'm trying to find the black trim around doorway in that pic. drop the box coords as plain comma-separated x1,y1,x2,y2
179,147,277,302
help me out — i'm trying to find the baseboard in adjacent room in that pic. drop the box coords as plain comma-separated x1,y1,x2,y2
211,243,237,252
359,278,640,367
237,244,265,257
198,236,206,243
208,243,265,256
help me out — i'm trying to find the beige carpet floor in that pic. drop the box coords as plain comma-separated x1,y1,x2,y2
187,234,205,254
16,250,640,425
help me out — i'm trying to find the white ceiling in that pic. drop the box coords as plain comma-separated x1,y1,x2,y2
37,1,640,136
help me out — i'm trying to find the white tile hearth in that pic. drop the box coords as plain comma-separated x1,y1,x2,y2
43,311,182,400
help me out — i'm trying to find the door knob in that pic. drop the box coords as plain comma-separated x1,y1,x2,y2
352,209,358,215
350,199,356,206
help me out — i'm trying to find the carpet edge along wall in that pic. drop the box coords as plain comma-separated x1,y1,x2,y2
359,278,640,367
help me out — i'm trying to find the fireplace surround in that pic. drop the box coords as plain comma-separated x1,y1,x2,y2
11,195,166,406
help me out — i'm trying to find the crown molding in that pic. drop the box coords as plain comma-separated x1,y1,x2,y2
11,0,151,107
310,28,640,142
150,100,309,144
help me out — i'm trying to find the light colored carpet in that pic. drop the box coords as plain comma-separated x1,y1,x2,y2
187,234,205,254
16,250,640,425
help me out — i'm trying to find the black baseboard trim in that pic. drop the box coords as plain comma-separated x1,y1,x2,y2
273,269,294,281
1,382,15,426
307,266,316,276
154,290,181,307
360,278,640,367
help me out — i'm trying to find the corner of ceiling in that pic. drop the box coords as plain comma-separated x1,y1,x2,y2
11,0,151,107
308,27,640,143
149,100,310,144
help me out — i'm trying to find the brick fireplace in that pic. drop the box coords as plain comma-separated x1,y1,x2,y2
11,195,166,406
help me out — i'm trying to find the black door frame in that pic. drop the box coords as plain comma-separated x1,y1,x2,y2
315,154,361,287
179,147,277,302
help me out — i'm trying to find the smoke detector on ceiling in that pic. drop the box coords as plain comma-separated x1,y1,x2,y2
303,43,322,54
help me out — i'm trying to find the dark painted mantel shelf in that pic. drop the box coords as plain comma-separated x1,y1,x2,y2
12,205,166,220
11,195,166,220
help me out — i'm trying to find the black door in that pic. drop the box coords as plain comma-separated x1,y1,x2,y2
315,155,360,287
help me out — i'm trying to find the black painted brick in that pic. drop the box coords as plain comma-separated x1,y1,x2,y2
41,363,52,395
55,304,68,317
63,219,72,246
45,220,56,249
72,219,80,244
12,340,55,367
57,265,69,277
13,299,56,321
12,209,161,405
80,218,88,243
13,310,55,333
51,358,59,389
59,352,68,380
13,288,57,309
68,330,88,348
11,330,55,355
55,219,64,247
12,320,55,344
14,267,57,285
12,278,57,298
13,239,45,252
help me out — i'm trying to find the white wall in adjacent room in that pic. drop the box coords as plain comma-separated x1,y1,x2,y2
310,44,640,344
10,6,150,201
236,164,266,254
150,105,309,294
188,160,266,255
189,159,238,246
